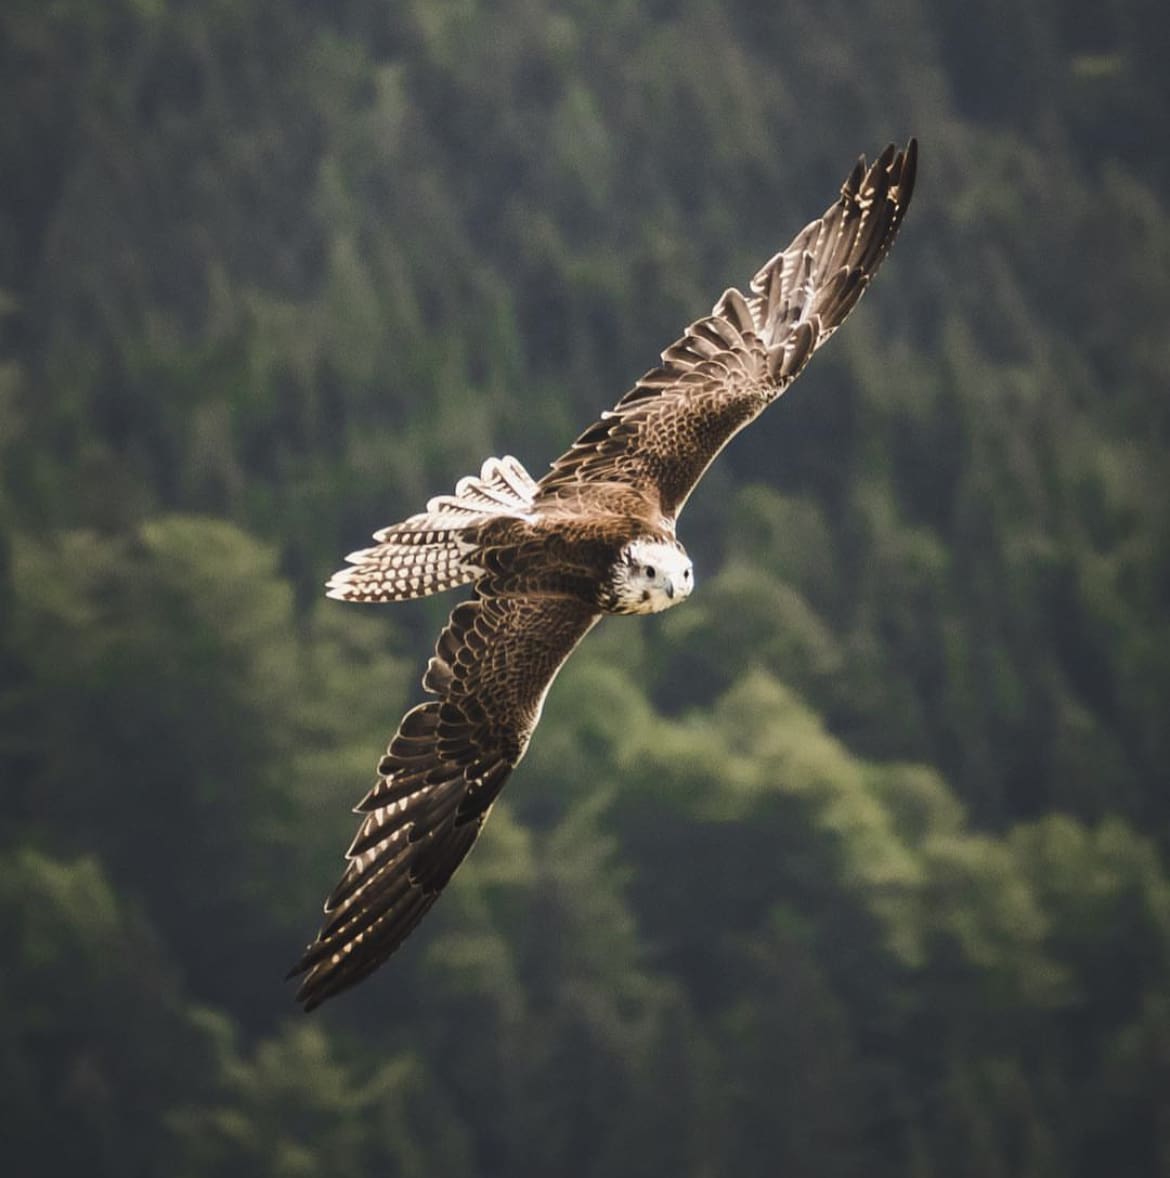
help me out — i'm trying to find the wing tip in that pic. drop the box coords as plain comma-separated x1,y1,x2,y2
898,137,919,208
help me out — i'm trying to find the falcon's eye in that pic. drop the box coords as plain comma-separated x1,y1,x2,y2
644,565,656,579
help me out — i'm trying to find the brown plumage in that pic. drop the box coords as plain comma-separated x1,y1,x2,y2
290,140,917,1009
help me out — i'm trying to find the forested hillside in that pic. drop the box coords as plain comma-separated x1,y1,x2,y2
3,2,1169,1175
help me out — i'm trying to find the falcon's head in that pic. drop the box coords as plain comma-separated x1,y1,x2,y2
606,537,694,615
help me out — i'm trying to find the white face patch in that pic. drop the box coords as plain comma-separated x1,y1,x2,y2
610,538,694,615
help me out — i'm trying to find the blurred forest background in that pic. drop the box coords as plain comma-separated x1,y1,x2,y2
3,1,1169,1175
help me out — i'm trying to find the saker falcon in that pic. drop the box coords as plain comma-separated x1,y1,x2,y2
290,140,917,1009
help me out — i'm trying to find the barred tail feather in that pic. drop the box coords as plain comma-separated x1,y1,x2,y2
396,454,539,529
325,535,480,603
325,456,538,604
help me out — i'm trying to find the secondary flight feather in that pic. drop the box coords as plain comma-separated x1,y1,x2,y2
290,140,918,1009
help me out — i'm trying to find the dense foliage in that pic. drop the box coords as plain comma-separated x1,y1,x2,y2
3,1,1168,1174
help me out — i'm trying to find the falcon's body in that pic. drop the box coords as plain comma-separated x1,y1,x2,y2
290,141,917,1009
458,508,691,616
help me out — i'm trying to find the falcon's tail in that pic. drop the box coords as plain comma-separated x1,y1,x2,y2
326,456,538,603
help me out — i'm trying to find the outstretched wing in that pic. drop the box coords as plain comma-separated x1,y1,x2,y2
538,140,917,520
290,593,600,1009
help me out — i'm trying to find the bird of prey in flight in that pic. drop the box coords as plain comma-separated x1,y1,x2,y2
290,140,917,1009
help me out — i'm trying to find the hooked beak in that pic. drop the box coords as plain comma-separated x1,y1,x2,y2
665,579,675,600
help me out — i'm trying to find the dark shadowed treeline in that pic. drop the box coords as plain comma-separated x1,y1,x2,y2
2,2,1169,1175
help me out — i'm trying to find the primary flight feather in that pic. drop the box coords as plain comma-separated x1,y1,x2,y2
290,140,918,1009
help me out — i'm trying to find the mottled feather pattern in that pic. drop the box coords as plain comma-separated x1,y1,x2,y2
746,140,916,354
325,456,539,603
538,140,916,518
472,522,640,605
292,143,916,1008
289,594,600,1009
326,539,476,603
